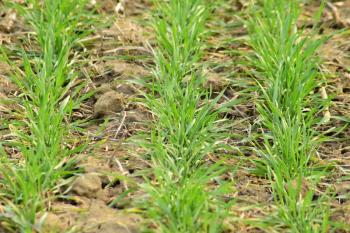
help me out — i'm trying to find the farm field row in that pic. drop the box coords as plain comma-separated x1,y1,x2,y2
0,0,349,232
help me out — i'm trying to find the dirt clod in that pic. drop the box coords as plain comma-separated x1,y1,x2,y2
105,60,150,78
115,83,137,96
81,200,139,233
40,213,68,233
203,72,230,92
126,111,148,124
94,83,113,99
94,91,124,117
71,173,102,198
79,155,111,174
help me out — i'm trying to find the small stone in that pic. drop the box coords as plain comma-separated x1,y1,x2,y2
71,173,102,198
94,91,124,117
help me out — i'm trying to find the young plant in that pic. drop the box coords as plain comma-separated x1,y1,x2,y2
247,0,328,179
0,0,93,231
141,164,230,233
246,0,331,231
271,173,331,233
139,0,234,231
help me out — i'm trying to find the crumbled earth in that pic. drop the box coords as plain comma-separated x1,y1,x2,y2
0,0,349,232
94,90,125,117
40,200,140,233
71,173,103,199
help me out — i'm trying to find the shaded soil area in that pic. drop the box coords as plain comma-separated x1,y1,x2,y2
0,0,349,232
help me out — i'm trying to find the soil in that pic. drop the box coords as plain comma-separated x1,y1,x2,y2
0,0,349,232
93,90,125,117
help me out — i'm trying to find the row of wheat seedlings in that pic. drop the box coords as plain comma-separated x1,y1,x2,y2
246,0,332,232
138,0,234,232
0,0,93,232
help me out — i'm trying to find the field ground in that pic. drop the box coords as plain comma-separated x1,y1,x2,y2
0,0,350,232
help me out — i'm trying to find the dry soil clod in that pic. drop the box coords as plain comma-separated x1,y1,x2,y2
39,213,68,233
71,173,103,199
105,60,150,78
94,83,113,100
94,90,125,117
